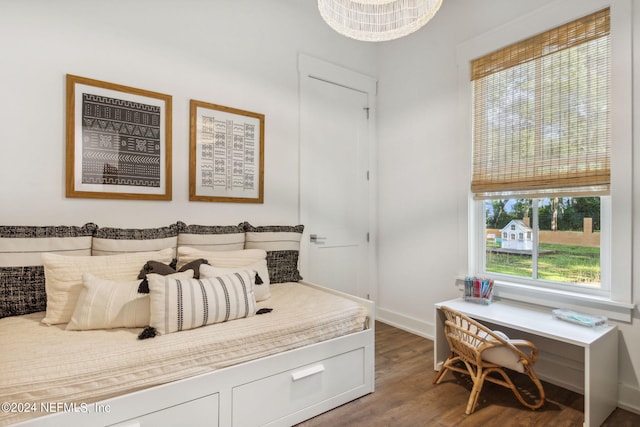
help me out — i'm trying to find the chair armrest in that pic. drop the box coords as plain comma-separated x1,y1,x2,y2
507,339,538,363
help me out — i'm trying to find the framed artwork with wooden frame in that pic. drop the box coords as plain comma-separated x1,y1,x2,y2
189,99,264,203
65,74,172,200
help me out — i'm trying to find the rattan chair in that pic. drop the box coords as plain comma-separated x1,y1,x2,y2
433,306,545,414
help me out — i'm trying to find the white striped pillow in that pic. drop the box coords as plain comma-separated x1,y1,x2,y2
147,270,256,335
66,270,194,331
176,247,266,269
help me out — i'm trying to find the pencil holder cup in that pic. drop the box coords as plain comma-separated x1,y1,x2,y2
463,276,494,305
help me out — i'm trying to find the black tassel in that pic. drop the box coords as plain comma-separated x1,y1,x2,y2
138,279,149,294
137,263,152,280
138,326,157,340
256,308,273,315
255,273,264,285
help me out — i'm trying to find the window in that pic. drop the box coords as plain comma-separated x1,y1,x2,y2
471,9,613,296
459,0,633,320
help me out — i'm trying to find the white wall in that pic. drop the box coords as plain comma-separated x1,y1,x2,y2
376,0,639,413
0,0,377,227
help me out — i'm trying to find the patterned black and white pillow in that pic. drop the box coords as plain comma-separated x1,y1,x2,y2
241,222,304,283
92,224,179,257
176,221,245,252
147,270,256,335
0,223,97,318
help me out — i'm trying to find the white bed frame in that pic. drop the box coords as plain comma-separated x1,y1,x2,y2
12,282,375,427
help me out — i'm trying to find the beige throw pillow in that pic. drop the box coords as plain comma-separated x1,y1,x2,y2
200,261,270,301
176,247,267,268
41,248,173,325
66,270,194,331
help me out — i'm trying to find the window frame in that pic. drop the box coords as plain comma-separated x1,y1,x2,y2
457,0,633,321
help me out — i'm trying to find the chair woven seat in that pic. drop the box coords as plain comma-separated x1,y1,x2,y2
433,306,545,414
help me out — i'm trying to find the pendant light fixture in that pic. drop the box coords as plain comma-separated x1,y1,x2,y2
318,0,443,42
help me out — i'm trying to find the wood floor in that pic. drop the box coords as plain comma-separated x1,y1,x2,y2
297,321,640,427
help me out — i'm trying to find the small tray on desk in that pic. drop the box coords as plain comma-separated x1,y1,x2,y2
552,308,607,327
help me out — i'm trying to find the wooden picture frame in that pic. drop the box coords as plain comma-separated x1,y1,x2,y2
189,99,264,203
65,74,172,200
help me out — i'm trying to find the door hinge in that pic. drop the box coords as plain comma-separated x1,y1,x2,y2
366,232,370,242
366,170,370,181
363,107,370,120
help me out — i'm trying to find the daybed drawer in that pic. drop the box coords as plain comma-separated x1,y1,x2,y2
109,393,219,427
232,348,365,427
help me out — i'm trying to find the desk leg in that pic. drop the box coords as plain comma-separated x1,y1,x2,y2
433,307,449,371
584,327,618,427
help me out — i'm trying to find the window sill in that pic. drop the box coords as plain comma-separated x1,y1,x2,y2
456,278,635,323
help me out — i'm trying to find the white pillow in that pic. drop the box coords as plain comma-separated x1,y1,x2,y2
41,248,173,325
66,270,194,331
147,271,256,335
481,330,525,373
200,261,270,301
176,247,267,269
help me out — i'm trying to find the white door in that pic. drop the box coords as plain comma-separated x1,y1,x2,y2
298,55,375,298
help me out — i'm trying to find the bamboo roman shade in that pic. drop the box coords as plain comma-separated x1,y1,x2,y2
471,8,610,198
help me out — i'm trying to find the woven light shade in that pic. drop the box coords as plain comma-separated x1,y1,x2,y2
318,0,442,42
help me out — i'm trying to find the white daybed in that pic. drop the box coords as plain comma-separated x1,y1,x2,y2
0,222,375,427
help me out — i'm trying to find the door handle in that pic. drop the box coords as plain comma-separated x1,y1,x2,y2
310,234,327,244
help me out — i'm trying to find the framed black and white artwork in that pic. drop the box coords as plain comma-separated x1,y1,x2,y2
189,99,264,203
65,74,172,200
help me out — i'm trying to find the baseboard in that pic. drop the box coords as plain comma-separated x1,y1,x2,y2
376,307,434,340
618,382,640,415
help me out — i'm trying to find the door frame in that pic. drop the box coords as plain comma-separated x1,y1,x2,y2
297,54,378,301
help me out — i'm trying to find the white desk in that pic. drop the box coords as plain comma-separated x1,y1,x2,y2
434,298,618,427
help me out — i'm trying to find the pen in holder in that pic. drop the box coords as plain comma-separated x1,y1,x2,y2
463,276,494,305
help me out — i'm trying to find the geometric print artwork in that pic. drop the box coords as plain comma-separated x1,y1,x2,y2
189,99,264,203
199,115,257,193
81,93,161,188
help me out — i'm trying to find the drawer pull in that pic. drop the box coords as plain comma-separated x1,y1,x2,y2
291,364,325,381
